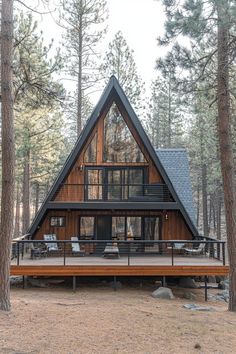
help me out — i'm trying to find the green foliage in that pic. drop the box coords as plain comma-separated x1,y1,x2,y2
100,31,145,116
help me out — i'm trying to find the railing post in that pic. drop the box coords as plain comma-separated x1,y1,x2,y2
222,242,226,266
17,242,20,266
63,242,66,266
171,242,174,266
128,242,130,266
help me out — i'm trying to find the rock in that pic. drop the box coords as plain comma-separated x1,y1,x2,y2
183,291,197,301
207,276,216,283
179,277,198,289
218,279,229,290
183,303,215,311
152,287,175,300
215,275,226,283
10,276,23,286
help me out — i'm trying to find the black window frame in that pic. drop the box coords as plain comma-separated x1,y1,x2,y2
50,216,66,227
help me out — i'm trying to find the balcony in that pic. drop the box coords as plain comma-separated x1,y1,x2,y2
54,183,173,202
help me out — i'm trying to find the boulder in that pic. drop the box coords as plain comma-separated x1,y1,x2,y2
183,291,197,301
183,303,215,311
218,279,229,290
179,277,198,289
152,287,175,300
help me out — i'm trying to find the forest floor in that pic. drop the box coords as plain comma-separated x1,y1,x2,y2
0,279,236,354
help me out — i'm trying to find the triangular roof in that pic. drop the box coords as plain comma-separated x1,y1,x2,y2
29,76,198,237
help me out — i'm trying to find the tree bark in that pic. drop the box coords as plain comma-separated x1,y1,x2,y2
14,182,21,238
34,181,39,216
216,0,236,311
22,149,30,235
77,0,83,137
0,0,15,311
201,163,209,237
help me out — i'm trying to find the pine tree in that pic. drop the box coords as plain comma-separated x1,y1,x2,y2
159,0,236,311
61,0,107,136
100,31,145,116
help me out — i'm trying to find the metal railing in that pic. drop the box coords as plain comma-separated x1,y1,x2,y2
11,239,227,267
56,183,173,202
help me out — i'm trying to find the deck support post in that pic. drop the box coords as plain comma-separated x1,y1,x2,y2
22,275,26,289
113,276,117,291
204,276,208,301
162,276,167,287
73,276,76,293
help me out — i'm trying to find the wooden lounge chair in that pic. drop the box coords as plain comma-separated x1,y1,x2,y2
43,234,62,255
183,242,206,256
103,243,120,259
71,237,85,256
31,244,47,260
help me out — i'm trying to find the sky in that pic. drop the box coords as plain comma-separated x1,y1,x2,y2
21,0,167,102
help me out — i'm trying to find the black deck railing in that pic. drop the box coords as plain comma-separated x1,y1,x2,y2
11,239,227,267
56,183,173,202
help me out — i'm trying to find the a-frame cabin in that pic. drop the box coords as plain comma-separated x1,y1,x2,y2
29,76,199,248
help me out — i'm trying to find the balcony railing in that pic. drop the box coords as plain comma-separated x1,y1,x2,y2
55,183,173,202
12,239,227,267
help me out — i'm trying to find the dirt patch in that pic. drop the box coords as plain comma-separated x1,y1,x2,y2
0,283,235,354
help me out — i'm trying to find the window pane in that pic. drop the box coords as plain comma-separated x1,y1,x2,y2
145,217,159,241
127,217,142,240
80,217,95,238
50,217,65,227
107,170,121,200
87,169,103,200
84,132,97,162
103,102,146,162
112,217,125,240
129,169,143,198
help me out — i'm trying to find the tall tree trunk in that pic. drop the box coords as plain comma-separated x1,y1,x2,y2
0,0,15,311
14,182,21,238
216,0,236,311
34,181,40,216
196,176,200,228
22,149,30,235
201,163,209,236
77,0,83,137
167,77,171,147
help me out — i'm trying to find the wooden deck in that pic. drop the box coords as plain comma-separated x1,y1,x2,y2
11,255,229,277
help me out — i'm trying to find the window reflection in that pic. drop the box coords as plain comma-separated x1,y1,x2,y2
112,217,125,240
80,217,95,238
104,102,146,162
87,169,103,200
84,132,97,162
127,217,142,240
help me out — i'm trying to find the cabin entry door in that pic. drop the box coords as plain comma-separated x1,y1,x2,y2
96,216,111,241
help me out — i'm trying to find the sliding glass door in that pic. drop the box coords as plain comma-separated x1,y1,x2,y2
85,167,145,201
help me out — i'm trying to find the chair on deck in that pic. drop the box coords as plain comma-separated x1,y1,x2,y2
31,243,47,260
43,234,62,255
71,237,85,256
183,242,206,256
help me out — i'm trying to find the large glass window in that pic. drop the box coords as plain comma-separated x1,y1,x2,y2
87,169,103,200
144,217,160,241
107,169,122,200
84,132,97,162
128,169,143,198
112,217,125,240
80,217,95,238
127,217,142,240
103,102,146,162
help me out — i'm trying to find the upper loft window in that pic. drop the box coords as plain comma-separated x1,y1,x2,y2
50,216,65,227
103,102,146,163
84,132,97,162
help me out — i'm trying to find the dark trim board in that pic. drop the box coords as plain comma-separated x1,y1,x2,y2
28,76,199,238
47,202,179,210
11,265,229,277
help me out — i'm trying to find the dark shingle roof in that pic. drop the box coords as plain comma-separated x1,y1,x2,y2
156,148,196,226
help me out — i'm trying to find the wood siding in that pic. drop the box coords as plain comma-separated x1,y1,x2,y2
54,99,162,202
33,210,192,241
